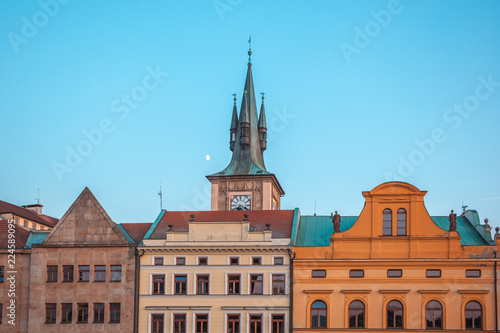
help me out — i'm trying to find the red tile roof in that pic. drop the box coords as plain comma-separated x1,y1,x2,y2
120,223,153,245
149,210,295,239
0,200,59,228
0,219,30,248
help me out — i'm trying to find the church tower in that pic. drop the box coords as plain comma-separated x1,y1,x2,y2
206,46,284,211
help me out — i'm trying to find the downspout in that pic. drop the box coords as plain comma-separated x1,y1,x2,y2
495,251,498,333
134,248,145,333
287,249,295,332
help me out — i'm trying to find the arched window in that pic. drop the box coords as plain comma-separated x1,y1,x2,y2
348,300,365,328
383,209,392,235
387,300,403,328
465,301,482,329
311,300,327,328
397,209,407,236
425,300,443,329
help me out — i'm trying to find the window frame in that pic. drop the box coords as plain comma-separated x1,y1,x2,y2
271,314,285,333
348,300,365,328
251,256,262,265
63,265,74,282
382,208,393,236
0,266,4,283
154,257,164,266
152,274,166,295
79,265,90,282
77,303,88,323
311,270,326,278
47,265,58,282
174,274,187,295
227,274,241,295
111,265,122,282
229,256,240,265
387,269,403,278
249,274,264,295
273,256,284,265
109,303,120,323
425,300,443,329
45,303,57,324
465,269,481,278
195,313,209,333
61,303,73,324
386,300,404,329
248,313,263,333
227,313,240,333
397,208,407,236
94,265,106,282
175,256,186,266
272,274,286,295
196,274,210,295
93,303,105,323
349,269,364,278
310,300,327,328
465,301,483,330
426,269,442,278
173,313,186,333
151,313,165,333
198,256,208,265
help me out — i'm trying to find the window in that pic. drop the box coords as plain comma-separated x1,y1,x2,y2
152,275,165,295
228,274,241,294
77,303,88,323
273,257,284,265
272,314,285,333
197,275,210,295
111,265,122,282
397,209,407,235
0,266,4,282
425,300,442,329
154,257,164,265
176,257,186,265
109,303,120,323
94,265,105,282
230,257,239,265
227,314,240,333
426,269,441,278
311,301,327,328
383,209,392,235
61,303,72,323
0,304,2,324
47,265,58,282
79,265,90,282
46,303,56,324
63,265,74,282
252,257,262,265
465,301,482,330
312,270,326,278
249,314,262,333
151,314,164,333
387,269,403,278
349,270,364,278
93,303,104,323
174,275,187,295
272,274,285,295
174,314,186,333
198,257,208,265
195,314,208,333
349,300,365,328
250,274,263,294
387,300,403,328
466,269,481,278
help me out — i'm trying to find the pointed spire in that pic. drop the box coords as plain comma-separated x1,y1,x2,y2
230,94,238,151
258,93,267,151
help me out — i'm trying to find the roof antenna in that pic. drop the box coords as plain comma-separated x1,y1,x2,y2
37,188,40,205
462,201,468,213
314,200,317,217
158,183,163,211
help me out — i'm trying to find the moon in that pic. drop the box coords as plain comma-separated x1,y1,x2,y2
206,155,210,161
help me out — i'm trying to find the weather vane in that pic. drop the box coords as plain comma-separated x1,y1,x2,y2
248,35,252,64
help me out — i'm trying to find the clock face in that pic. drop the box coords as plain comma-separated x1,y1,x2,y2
230,195,251,210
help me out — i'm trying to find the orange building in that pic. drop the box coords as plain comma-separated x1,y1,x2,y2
293,182,499,332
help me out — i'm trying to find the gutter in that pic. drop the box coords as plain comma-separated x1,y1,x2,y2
287,249,295,332
134,249,145,333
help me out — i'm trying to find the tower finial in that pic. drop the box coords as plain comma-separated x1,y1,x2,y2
232,93,237,104
248,36,252,65
260,92,265,101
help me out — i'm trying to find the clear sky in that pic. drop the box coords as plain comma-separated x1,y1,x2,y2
1,1,499,233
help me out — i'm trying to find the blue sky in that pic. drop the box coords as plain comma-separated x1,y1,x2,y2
1,0,499,233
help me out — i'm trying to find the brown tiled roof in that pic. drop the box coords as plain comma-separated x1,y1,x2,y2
120,223,153,245
149,210,295,239
0,200,59,228
0,219,30,248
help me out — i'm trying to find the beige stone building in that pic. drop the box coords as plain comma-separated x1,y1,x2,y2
0,200,58,231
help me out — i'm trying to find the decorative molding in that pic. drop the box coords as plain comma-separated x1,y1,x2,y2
379,290,410,294
304,290,334,295
457,290,489,295
418,290,450,295
341,290,371,295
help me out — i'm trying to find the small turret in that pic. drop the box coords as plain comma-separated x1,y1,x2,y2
258,93,267,151
230,94,238,151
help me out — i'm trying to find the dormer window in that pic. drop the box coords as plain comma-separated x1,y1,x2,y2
383,209,392,235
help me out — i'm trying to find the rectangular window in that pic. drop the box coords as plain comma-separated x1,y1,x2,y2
272,274,286,295
45,303,56,324
152,275,165,295
250,274,263,295
387,269,403,278
230,257,239,265
312,270,326,278
426,269,441,278
349,270,364,278
61,303,72,323
174,314,186,333
0,266,4,282
175,275,187,295
228,274,241,295
249,314,262,333
154,257,164,266
466,269,481,278
198,257,208,265
109,303,120,323
272,314,285,333
196,314,209,333
63,265,74,282
197,275,209,295
79,265,90,282
252,257,262,265
47,265,58,282
151,314,164,333
227,314,240,333
273,257,284,265
94,265,106,282
111,265,122,282
94,303,104,323
77,303,88,323
176,257,186,265
0,304,2,324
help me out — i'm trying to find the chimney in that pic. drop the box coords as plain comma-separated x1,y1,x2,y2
22,203,43,215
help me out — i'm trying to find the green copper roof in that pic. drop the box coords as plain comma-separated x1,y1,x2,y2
25,231,50,248
142,209,166,244
116,224,135,244
431,216,490,246
295,215,358,247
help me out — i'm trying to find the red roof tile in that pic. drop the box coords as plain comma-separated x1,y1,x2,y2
0,200,59,228
0,219,30,248
149,210,295,239
120,223,153,245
